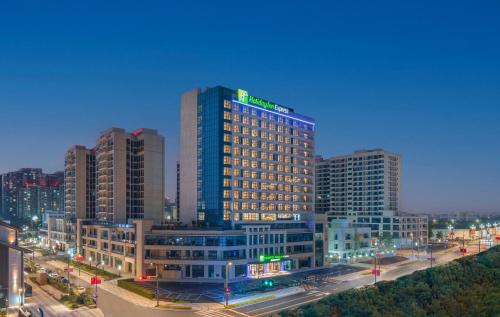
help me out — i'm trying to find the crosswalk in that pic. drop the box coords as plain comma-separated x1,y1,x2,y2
195,308,251,317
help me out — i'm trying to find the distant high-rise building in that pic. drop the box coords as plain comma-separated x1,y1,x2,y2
95,128,165,224
175,160,180,221
64,145,96,220
315,149,401,220
0,168,64,224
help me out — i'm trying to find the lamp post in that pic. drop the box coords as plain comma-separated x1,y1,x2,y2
18,287,24,306
225,261,233,307
67,250,72,296
118,264,122,278
150,263,160,307
94,261,103,305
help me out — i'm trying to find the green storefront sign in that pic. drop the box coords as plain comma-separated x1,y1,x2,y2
259,255,288,263
237,89,290,114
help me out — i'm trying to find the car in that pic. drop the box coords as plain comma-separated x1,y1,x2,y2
61,278,69,285
46,269,53,275
49,273,58,278
34,264,41,268
76,287,86,294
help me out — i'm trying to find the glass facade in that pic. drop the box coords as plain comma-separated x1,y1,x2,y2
196,86,315,228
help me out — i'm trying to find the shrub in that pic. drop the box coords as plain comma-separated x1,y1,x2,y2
117,279,155,299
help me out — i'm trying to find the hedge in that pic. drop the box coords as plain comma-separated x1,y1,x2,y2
117,278,155,299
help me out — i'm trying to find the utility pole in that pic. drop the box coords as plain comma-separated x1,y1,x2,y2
430,246,433,268
478,231,481,253
373,254,378,283
225,261,232,307
155,264,159,307
95,262,100,305
67,253,71,296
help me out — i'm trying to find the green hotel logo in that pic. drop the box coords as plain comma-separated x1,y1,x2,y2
237,89,249,103
236,88,290,114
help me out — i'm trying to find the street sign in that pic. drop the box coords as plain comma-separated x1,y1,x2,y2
427,257,436,262
371,269,381,276
64,268,73,272
91,276,102,285
495,237,500,241
75,255,85,262
459,248,467,253
225,287,230,294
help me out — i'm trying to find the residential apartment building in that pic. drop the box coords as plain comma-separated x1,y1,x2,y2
316,149,427,253
0,168,64,225
95,128,165,224
315,149,400,219
65,145,96,220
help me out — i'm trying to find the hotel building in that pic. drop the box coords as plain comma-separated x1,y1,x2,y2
77,87,325,281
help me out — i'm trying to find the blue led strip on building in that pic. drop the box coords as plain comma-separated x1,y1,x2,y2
231,100,316,127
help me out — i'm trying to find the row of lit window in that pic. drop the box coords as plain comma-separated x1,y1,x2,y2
227,191,310,201
222,201,310,212
227,147,312,161
229,124,312,141
222,178,313,192
230,103,314,131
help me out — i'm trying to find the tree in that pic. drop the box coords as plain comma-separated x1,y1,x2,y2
436,231,444,240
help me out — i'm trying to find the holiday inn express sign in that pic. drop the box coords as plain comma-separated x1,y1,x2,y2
237,89,290,114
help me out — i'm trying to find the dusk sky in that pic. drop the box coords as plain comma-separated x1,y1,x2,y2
1,1,499,214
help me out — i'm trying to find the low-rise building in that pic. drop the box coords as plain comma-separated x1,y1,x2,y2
0,221,30,308
78,218,321,282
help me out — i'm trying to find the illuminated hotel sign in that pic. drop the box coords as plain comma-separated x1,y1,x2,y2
237,89,290,114
259,255,288,263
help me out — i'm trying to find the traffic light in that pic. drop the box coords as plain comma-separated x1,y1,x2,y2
262,280,274,287
225,287,230,294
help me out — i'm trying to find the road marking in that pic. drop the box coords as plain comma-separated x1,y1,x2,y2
252,296,323,317
242,294,320,314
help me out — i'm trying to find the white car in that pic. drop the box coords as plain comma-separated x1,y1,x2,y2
76,287,86,294
50,273,59,278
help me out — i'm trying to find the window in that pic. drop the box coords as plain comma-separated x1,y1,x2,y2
192,265,204,278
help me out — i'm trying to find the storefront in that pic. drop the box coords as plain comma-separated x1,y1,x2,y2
247,255,291,277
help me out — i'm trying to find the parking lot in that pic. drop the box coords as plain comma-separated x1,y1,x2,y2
134,264,361,303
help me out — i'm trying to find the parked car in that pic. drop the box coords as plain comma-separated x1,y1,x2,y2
76,286,86,294
61,278,69,285
49,272,58,278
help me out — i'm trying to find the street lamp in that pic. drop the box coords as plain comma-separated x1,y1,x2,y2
149,263,160,307
18,288,24,306
225,261,233,307
118,264,122,278
94,261,104,305
66,250,73,296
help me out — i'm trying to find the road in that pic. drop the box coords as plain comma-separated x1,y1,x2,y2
24,253,102,317
26,242,489,317
225,244,483,317
23,281,103,317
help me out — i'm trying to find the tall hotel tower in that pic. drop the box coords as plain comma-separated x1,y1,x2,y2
180,86,315,228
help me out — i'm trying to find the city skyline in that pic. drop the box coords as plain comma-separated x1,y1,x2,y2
1,1,500,214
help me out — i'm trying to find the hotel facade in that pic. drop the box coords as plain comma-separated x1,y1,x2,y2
77,86,326,281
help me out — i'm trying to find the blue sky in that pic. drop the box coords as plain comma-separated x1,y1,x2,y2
1,1,499,213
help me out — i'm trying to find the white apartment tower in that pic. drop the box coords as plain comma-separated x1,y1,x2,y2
64,145,96,220
315,149,401,220
95,128,165,224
